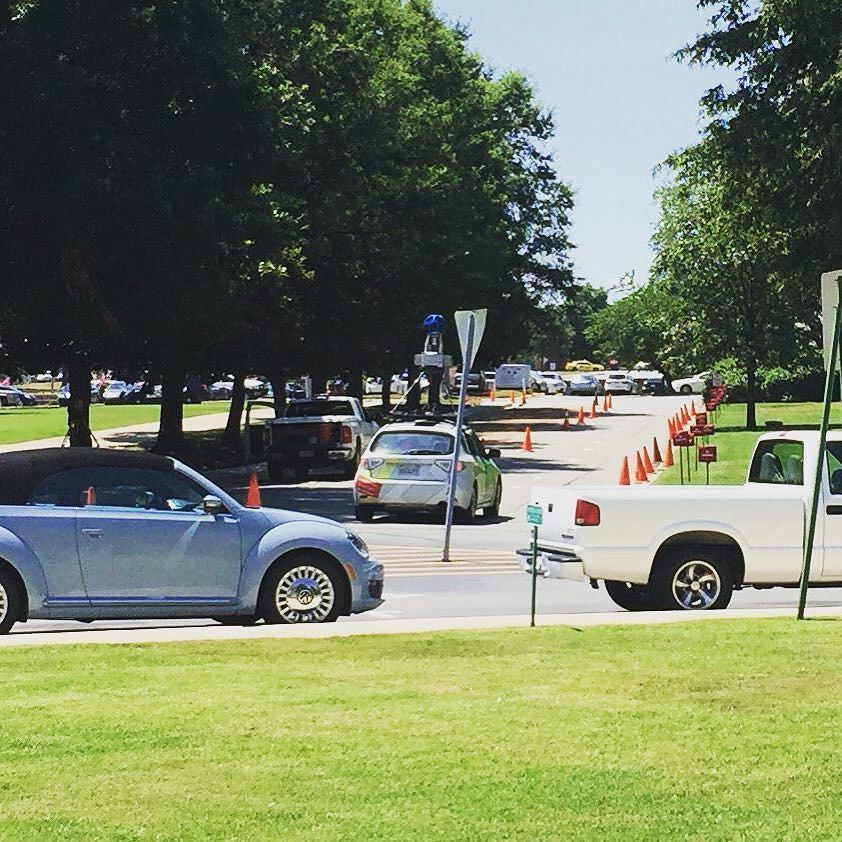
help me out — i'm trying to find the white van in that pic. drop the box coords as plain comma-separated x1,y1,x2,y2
495,364,531,391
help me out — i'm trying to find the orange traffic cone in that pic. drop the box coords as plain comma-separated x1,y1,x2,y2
490,388,496,401
664,440,674,468
562,413,570,430
576,406,586,425
522,426,533,452
619,456,631,485
590,400,598,418
85,486,96,506
607,393,613,409
245,471,262,508
602,395,609,412
521,389,527,406
668,417,675,437
642,446,654,474
652,437,663,464
635,451,648,483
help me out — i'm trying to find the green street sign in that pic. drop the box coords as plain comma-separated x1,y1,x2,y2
526,504,543,526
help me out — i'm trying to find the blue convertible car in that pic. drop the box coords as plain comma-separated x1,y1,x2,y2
0,449,384,633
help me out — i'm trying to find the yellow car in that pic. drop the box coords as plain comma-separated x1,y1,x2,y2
564,359,603,372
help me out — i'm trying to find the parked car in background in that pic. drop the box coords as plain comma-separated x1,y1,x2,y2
603,373,636,394
0,386,23,407
566,374,601,396
530,372,559,394
564,359,603,372
0,448,383,632
671,371,710,395
353,418,502,523
102,380,133,404
637,374,670,396
540,371,567,394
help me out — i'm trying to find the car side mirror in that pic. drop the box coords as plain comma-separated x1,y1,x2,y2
203,495,224,515
488,448,501,459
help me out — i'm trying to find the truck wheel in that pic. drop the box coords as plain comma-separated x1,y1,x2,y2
604,580,655,612
679,384,693,394
343,443,361,480
651,549,734,611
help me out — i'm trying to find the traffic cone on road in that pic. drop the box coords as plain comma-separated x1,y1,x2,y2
490,388,496,401
245,471,262,508
635,451,648,483
642,446,654,474
602,395,609,412
590,399,598,418
522,426,533,452
619,456,631,486
521,389,527,407
668,417,675,437
664,440,674,468
562,412,570,430
652,437,663,464
576,406,586,425
607,393,613,410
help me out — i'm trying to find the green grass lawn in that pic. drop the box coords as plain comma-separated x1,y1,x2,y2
1,620,842,839
657,402,831,485
0,402,231,446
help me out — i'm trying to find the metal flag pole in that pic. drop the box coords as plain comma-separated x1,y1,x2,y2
798,277,842,619
442,314,474,563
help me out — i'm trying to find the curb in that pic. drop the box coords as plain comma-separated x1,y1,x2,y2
4,606,842,648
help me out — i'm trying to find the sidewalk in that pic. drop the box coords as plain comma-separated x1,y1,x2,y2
3,605,838,648
0,412,232,454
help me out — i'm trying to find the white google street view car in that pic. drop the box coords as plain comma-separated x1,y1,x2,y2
353,419,502,523
603,373,636,394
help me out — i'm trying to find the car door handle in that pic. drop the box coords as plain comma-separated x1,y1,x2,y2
826,506,842,515
81,528,104,538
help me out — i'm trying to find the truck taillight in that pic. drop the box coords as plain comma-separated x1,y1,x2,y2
341,425,353,444
575,499,600,526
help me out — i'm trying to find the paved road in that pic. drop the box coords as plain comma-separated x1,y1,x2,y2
15,390,842,641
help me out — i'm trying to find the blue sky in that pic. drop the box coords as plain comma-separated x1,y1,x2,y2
434,0,733,295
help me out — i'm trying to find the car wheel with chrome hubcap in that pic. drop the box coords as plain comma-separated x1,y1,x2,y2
260,556,343,624
0,568,21,634
652,549,733,611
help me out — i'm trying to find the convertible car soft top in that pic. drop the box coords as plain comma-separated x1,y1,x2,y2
0,448,176,506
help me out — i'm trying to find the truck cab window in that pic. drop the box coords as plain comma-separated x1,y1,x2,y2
825,442,842,494
749,440,804,485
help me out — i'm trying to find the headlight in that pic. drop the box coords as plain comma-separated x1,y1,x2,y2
346,530,369,558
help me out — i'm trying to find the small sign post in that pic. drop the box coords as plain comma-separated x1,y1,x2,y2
526,504,543,627
698,445,717,485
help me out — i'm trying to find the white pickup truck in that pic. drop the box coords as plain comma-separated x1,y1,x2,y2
263,397,378,482
520,431,842,611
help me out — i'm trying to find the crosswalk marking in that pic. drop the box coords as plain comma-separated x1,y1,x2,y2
370,545,521,577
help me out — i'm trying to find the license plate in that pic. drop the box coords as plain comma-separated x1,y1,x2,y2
299,450,314,458
397,464,420,477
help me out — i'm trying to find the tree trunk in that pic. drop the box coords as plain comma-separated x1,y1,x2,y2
66,356,92,447
380,370,392,411
156,366,185,451
221,370,246,449
268,370,287,418
347,366,363,399
745,359,757,430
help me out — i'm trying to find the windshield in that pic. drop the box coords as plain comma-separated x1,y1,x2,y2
371,431,453,455
285,400,353,417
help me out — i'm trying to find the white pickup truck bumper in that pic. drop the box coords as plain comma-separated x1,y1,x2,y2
516,547,588,582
